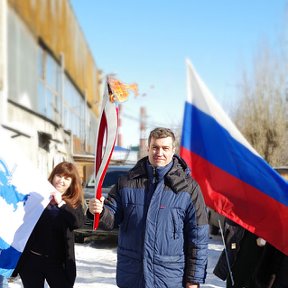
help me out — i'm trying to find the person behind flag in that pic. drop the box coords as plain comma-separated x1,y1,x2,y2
253,242,288,287
13,161,85,288
252,170,288,288
213,218,265,288
88,127,209,288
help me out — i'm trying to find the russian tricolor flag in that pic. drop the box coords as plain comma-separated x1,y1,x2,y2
180,59,288,256
0,133,54,277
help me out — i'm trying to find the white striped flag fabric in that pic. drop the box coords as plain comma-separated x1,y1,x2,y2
0,133,55,277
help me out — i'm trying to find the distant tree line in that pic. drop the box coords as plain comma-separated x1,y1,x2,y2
233,40,288,166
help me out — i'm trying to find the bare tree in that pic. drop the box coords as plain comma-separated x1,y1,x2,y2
233,42,288,166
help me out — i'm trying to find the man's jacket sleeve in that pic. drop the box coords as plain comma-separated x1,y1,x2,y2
185,181,209,284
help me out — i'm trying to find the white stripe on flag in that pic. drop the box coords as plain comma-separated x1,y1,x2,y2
185,59,259,156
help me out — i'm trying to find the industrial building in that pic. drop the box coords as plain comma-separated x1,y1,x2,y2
0,0,102,181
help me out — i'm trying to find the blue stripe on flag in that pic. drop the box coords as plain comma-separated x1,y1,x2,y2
0,238,21,277
181,101,288,206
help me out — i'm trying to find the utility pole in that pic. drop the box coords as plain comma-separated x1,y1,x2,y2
117,104,123,147
139,106,147,159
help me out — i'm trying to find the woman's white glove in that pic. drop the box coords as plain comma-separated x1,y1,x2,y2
50,190,62,205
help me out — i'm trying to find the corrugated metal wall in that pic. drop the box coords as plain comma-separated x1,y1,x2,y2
8,0,101,115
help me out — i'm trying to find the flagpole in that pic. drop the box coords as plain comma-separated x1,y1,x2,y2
218,219,234,286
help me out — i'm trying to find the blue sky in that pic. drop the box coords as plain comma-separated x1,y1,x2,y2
70,0,287,147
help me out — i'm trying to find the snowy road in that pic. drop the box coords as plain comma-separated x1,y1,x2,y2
9,234,225,288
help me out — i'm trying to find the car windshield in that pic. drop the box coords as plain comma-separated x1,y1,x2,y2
102,170,128,188
86,168,130,188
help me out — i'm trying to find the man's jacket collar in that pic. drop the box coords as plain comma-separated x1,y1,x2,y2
128,155,192,193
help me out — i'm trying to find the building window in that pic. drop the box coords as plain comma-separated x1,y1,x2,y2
38,132,51,152
37,47,61,122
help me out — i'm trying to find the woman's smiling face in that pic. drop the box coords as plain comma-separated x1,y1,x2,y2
52,174,72,194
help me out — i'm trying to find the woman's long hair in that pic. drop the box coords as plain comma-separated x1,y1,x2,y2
48,161,84,208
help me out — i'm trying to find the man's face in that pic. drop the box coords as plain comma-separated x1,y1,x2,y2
148,136,175,167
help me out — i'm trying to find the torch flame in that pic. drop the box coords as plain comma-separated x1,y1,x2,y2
108,77,139,103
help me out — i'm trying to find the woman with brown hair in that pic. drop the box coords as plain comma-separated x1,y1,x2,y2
16,161,85,288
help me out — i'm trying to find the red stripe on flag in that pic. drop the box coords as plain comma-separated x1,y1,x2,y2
180,146,288,256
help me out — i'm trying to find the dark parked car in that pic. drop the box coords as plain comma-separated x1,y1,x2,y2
74,164,132,243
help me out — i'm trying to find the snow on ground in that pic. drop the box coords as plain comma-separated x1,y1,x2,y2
8,235,225,288
204,235,226,288
74,237,118,288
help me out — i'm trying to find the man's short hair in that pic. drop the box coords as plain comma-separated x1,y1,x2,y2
148,127,176,147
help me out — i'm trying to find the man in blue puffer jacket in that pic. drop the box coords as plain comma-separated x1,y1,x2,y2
88,127,209,288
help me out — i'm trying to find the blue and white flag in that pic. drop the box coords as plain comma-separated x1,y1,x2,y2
0,132,55,277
